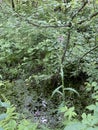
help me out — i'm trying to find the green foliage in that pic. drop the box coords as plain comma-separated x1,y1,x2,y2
59,105,77,121
0,99,17,130
0,0,98,129
57,81,98,130
0,99,38,130
18,119,38,130
59,102,98,130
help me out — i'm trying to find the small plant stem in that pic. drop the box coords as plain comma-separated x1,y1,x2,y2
60,63,65,101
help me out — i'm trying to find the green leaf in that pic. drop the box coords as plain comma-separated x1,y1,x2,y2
0,81,4,87
0,75,2,79
51,85,63,97
92,82,97,87
64,122,86,130
86,127,98,130
7,120,17,130
0,114,7,121
59,105,68,113
86,105,96,111
0,100,10,108
82,113,87,119
64,107,77,120
0,127,4,130
64,88,80,96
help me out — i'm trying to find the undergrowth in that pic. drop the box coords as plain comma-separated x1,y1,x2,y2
0,1,98,130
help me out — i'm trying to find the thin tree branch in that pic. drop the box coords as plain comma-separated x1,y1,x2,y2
21,10,98,28
26,19,70,28
11,0,15,10
78,45,98,68
14,12,71,28
78,11,98,24
21,6,98,28
7,1,97,29
90,12,98,19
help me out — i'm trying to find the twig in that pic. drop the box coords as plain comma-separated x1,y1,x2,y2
14,12,71,28
60,1,88,64
78,11,98,24
80,45,98,61
90,12,98,19
26,20,70,28
6,2,97,29
78,45,98,69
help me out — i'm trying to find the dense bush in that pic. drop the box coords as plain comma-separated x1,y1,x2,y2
0,0,98,129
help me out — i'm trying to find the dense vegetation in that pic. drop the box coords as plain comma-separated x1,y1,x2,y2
0,0,98,130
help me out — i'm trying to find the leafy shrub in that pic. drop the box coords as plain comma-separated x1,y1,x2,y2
57,82,98,130
0,99,38,130
0,1,98,130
